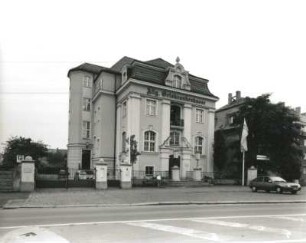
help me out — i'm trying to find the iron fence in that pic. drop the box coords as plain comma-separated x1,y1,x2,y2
132,171,169,187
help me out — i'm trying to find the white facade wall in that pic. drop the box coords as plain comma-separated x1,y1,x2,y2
68,63,218,178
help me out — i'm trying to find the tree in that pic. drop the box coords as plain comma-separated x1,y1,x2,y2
237,94,303,180
213,130,227,172
2,136,48,167
46,149,67,167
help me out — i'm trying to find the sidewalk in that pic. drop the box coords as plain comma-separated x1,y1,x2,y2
2,186,306,209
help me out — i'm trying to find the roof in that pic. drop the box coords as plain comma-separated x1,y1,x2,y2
145,58,174,69
128,61,217,98
216,98,246,112
68,63,120,77
111,56,136,72
68,57,218,98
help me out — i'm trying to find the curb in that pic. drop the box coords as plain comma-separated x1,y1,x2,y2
3,200,306,209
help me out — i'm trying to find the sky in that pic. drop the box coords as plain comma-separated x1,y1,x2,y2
0,0,306,152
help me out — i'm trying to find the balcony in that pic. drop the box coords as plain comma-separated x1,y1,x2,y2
170,119,184,128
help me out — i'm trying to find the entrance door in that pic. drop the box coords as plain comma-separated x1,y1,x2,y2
169,155,180,179
82,150,91,169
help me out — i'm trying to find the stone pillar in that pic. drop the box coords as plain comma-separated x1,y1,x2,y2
95,159,108,189
20,156,35,192
247,166,258,185
181,150,191,179
161,99,170,142
171,166,180,181
183,104,192,143
120,163,132,189
206,109,215,172
193,168,202,181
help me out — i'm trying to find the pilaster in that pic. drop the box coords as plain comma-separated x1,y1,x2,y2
126,93,141,168
115,104,121,169
207,109,215,172
161,99,170,143
183,103,192,143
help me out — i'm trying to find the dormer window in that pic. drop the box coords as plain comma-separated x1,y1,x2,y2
173,75,182,88
165,57,191,91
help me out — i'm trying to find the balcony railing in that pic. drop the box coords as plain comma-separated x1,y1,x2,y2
170,119,184,127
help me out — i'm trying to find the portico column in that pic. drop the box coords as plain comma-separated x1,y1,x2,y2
207,109,215,172
183,104,192,143
160,148,170,172
181,149,191,179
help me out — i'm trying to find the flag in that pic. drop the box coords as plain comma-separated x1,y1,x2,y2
240,118,248,152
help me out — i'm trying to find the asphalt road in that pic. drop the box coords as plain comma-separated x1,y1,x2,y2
1,203,306,242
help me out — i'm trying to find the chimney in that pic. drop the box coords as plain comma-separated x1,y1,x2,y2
228,93,232,104
295,107,301,115
236,91,241,100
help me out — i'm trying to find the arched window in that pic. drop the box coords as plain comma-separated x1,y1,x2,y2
194,136,204,154
122,132,126,152
144,131,156,152
173,75,182,88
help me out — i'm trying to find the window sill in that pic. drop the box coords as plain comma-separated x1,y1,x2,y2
141,151,159,155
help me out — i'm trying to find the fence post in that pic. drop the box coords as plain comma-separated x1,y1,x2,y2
247,166,257,186
95,159,108,190
20,156,35,192
120,163,132,189
193,168,202,181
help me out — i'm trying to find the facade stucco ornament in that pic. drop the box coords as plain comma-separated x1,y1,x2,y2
165,57,191,91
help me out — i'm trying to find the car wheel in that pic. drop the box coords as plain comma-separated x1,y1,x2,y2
251,186,257,192
265,190,270,193
291,191,297,195
276,187,283,194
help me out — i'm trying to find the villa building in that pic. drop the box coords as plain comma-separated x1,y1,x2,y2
67,56,218,179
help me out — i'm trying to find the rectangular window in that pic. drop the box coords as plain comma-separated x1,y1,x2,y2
122,101,127,117
145,166,154,176
144,131,156,152
83,98,91,111
146,99,157,116
170,131,180,146
83,76,92,88
229,115,234,125
194,137,204,154
82,121,90,139
195,109,204,123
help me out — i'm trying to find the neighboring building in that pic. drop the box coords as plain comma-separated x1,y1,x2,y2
296,108,306,185
214,91,246,175
0,153,3,166
67,56,218,179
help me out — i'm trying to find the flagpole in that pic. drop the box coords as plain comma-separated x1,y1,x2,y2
242,151,245,186
241,118,248,187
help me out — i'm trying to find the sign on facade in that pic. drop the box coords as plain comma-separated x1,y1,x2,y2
16,155,25,163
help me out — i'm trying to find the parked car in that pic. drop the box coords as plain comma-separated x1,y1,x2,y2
249,176,301,194
74,170,95,180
